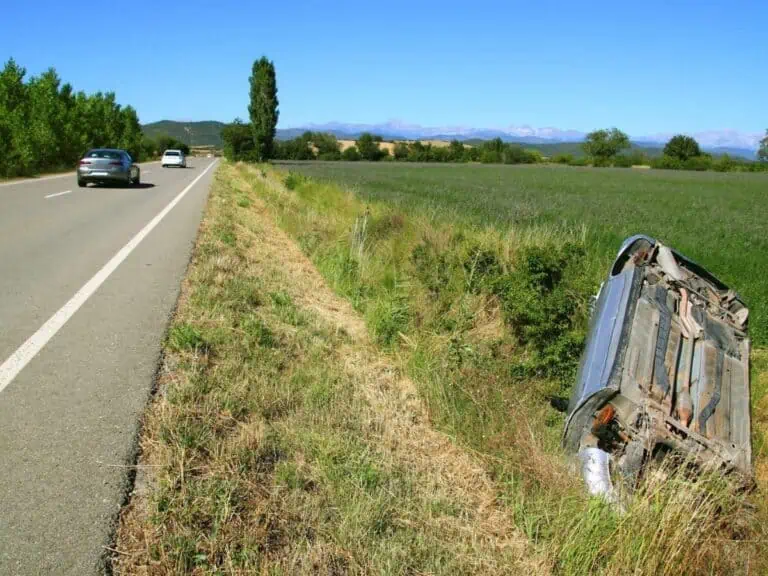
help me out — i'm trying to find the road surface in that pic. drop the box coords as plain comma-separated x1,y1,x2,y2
0,158,218,574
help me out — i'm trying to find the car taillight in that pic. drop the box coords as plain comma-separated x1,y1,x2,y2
79,160,91,165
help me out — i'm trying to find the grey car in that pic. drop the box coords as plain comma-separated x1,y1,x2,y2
77,148,140,187
564,235,751,500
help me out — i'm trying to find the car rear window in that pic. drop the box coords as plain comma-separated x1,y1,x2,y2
86,150,121,159
164,151,180,156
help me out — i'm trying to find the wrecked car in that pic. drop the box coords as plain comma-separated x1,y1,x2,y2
564,234,752,499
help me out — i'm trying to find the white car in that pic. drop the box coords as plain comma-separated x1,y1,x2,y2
162,149,187,168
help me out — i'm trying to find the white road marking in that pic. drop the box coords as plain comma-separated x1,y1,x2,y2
44,190,72,199
0,161,162,188
0,172,73,188
0,159,218,395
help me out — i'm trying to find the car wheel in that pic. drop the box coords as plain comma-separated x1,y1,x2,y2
77,178,86,188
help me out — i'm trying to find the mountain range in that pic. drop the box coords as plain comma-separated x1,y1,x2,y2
141,120,762,159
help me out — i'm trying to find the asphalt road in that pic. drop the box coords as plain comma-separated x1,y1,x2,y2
0,158,218,575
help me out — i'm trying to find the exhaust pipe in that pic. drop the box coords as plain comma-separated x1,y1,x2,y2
579,447,616,503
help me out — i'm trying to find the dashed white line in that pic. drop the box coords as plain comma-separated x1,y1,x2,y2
0,159,218,394
44,190,72,199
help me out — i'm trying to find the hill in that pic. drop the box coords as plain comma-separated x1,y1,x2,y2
141,120,226,147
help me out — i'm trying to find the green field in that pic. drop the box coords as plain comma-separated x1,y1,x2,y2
282,161,768,345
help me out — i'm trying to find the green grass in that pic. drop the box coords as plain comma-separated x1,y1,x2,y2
248,161,768,575
284,161,768,345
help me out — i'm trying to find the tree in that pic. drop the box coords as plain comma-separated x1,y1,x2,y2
221,118,255,161
342,145,360,161
248,57,279,161
393,142,409,160
759,129,768,162
356,132,385,161
0,58,150,177
311,132,341,160
663,134,701,162
582,128,630,166
447,139,466,162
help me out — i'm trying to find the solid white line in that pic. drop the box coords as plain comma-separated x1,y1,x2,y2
0,159,218,395
44,190,72,199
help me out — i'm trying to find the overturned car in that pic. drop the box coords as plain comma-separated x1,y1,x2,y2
564,235,752,499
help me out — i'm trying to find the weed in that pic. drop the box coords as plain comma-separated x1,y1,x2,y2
168,323,206,351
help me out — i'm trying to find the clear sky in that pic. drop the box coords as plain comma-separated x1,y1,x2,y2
2,0,765,135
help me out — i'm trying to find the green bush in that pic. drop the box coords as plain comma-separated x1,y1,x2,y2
651,155,682,170
552,153,575,165
683,155,712,171
283,171,306,190
492,243,589,382
613,154,634,167
342,146,361,161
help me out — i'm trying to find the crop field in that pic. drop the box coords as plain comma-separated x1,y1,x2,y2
283,161,768,345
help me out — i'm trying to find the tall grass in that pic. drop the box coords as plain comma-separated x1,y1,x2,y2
244,162,768,575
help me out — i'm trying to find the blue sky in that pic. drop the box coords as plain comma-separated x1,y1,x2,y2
2,0,765,135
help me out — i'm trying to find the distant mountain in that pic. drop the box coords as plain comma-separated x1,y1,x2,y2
144,119,761,160
142,120,226,147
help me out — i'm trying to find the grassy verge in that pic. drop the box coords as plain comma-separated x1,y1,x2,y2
230,163,767,575
115,164,540,574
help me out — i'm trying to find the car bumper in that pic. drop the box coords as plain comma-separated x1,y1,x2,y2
78,168,130,182
162,159,186,167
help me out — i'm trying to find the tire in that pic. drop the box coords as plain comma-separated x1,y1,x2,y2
77,178,86,188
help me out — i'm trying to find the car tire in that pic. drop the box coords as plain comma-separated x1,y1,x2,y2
77,178,86,188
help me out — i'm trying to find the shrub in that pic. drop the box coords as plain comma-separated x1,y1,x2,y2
683,155,712,171
342,146,361,161
651,155,682,170
492,243,589,382
356,132,386,161
393,142,409,160
552,153,574,165
613,154,634,168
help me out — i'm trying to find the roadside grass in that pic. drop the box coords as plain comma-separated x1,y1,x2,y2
231,162,768,575
115,165,540,574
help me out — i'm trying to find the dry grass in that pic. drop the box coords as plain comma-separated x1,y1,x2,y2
114,164,545,575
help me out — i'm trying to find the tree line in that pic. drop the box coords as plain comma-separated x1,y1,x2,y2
222,57,768,173
0,59,190,178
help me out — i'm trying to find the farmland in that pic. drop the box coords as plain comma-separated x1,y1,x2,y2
284,161,768,345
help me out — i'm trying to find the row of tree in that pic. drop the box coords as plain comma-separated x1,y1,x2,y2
224,124,768,172
0,59,146,177
0,58,192,178
578,128,768,171
223,56,768,172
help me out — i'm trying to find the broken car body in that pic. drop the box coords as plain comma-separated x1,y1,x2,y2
564,235,752,499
